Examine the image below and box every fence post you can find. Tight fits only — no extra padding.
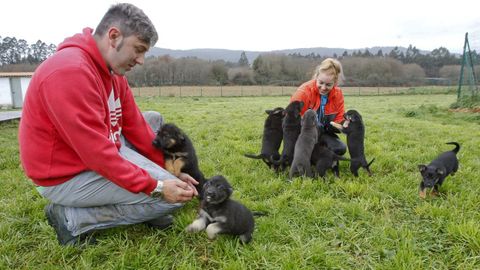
[377,87,380,95]
[179,86,182,97]
[358,87,360,96]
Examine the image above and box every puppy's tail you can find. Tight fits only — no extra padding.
[252,211,268,217]
[334,153,350,161]
[446,142,460,153]
[367,158,375,168]
[244,153,264,159]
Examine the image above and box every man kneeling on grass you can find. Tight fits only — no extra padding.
[18,3,198,246]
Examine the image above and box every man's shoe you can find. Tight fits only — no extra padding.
[44,203,95,246]
[144,215,174,230]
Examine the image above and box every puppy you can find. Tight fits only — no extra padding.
[272,101,303,171]
[244,107,284,171]
[418,142,460,198]
[311,140,349,178]
[330,110,374,177]
[289,109,318,179]
[185,175,255,244]
[152,123,205,194]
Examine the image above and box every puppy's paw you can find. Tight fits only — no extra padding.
[185,219,206,232]
[206,223,223,240]
[419,190,426,199]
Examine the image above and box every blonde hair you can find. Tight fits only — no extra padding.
[312,58,344,85]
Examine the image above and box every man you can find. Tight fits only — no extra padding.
[18,3,198,246]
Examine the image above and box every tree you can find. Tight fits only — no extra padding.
[210,61,228,85]
[238,51,249,66]
[404,44,420,64]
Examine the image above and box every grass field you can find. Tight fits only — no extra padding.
[1,94,479,269]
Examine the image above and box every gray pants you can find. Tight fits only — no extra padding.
[38,111,182,236]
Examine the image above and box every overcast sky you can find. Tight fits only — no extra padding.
[2,0,480,53]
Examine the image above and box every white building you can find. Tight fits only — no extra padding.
[0,72,34,109]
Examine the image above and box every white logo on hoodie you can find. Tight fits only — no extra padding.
[108,89,122,142]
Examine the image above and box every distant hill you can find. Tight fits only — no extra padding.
[146,46,430,63]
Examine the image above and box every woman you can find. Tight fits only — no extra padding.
[290,58,347,155]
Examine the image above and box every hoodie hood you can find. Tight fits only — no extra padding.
[57,27,111,78]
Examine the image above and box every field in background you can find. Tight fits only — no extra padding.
[1,94,479,269]
[132,85,455,97]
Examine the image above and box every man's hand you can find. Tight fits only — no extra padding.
[178,173,199,197]
[161,179,196,203]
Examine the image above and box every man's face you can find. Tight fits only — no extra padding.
[316,72,336,96]
[109,34,149,75]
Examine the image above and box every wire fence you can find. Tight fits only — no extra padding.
[132,85,456,98]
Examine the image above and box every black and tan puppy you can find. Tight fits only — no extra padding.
[330,110,374,177]
[289,109,318,179]
[418,142,460,199]
[311,140,349,178]
[244,107,284,171]
[152,123,205,194]
[185,175,255,243]
[272,101,303,171]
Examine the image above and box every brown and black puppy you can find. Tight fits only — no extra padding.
[185,175,255,244]
[330,110,374,177]
[310,140,349,178]
[244,107,284,171]
[272,101,303,171]
[418,142,460,199]
[152,123,205,195]
[289,109,318,179]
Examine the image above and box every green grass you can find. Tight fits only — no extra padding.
[1,94,479,269]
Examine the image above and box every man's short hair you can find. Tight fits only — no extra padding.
[94,3,158,47]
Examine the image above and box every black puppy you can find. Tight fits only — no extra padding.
[330,110,374,177]
[272,101,303,171]
[244,107,284,171]
[311,140,349,178]
[185,175,255,243]
[289,109,318,179]
[418,142,460,198]
[152,123,205,195]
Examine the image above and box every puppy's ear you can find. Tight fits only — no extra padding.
[178,132,185,141]
[227,187,233,197]
[265,109,272,114]
[273,108,284,115]
[418,165,427,172]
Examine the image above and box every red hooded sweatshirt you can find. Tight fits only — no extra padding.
[290,79,345,123]
[19,28,164,195]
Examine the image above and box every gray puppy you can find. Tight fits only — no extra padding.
[185,175,255,243]
[418,142,460,198]
[289,109,318,179]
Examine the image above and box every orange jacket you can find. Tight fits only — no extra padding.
[290,79,345,123]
